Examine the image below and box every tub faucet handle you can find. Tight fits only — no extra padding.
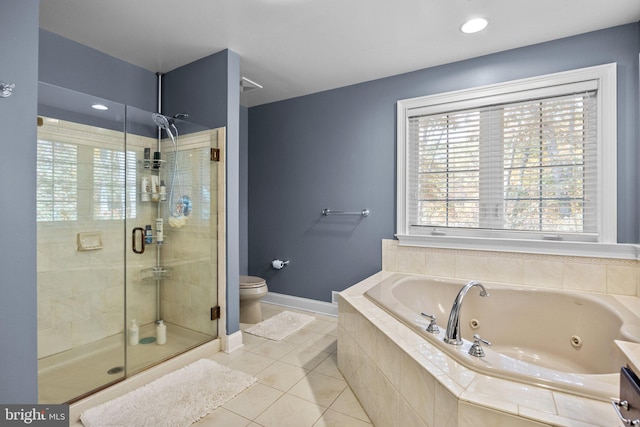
[420,312,440,334]
[469,334,492,357]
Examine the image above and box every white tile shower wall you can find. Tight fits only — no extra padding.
[37,122,220,359]
[157,130,219,337]
[382,239,639,297]
[37,122,147,359]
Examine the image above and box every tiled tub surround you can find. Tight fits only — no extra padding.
[381,240,640,297]
[364,273,640,401]
[337,240,640,426]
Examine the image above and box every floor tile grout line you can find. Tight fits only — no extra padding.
[208,304,371,426]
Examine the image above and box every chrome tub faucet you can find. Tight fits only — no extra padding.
[444,281,489,345]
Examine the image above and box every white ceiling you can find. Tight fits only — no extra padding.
[39,0,640,107]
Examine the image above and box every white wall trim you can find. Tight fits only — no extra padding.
[263,292,338,317]
[222,330,243,353]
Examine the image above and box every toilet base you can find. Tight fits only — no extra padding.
[240,301,263,324]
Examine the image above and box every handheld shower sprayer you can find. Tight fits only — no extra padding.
[152,112,192,222]
[152,113,175,140]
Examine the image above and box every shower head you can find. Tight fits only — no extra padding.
[152,113,174,139]
[152,112,172,129]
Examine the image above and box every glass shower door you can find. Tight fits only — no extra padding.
[37,82,127,403]
[36,84,220,404]
[124,107,219,376]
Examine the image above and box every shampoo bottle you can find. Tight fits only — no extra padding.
[156,320,166,345]
[151,175,160,202]
[156,218,164,244]
[144,225,153,244]
[143,148,151,168]
[128,320,139,346]
[159,180,167,201]
[140,177,150,202]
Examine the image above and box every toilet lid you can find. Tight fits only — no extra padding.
[240,275,266,289]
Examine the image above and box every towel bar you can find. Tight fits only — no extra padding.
[321,208,369,217]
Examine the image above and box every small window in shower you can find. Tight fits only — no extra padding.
[93,148,137,220]
[37,139,78,221]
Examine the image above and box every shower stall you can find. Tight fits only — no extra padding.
[36,82,224,404]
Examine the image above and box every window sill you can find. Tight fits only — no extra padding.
[395,234,639,260]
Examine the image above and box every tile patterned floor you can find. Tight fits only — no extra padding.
[198,304,372,427]
[76,303,372,427]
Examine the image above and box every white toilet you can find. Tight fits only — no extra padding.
[239,275,268,324]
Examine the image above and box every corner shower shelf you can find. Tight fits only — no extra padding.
[138,159,167,170]
[140,266,172,282]
[138,193,167,203]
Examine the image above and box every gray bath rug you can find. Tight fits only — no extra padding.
[80,358,256,427]
[245,311,315,341]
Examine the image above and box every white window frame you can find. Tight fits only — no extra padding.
[396,63,629,258]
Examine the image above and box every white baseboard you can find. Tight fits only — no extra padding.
[222,330,244,353]
[262,292,338,317]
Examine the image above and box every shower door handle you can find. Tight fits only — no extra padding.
[132,227,145,254]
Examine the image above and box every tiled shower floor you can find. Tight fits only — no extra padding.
[71,304,372,426]
[38,323,210,404]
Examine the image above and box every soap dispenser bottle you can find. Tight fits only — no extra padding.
[128,320,139,346]
[156,320,166,345]
[159,180,167,201]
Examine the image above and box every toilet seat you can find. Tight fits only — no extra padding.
[240,275,266,289]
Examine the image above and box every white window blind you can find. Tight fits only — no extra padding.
[407,91,598,238]
[37,140,78,221]
[398,64,618,254]
[93,148,137,220]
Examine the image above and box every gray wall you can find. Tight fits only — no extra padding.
[39,31,157,111]
[248,23,640,302]
[0,0,39,403]
[163,50,242,335]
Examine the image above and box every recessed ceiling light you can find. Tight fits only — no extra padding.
[91,103,109,111]
[461,18,488,34]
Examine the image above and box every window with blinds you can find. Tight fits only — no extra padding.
[93,148,137,220]
[37,139,136,222]
[397,64,617,246]
[37,140,78,221]
[408,92,597,235]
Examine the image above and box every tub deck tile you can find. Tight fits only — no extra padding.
[338,271,628,427]
[553,392,620,426]
[464,374,556,415]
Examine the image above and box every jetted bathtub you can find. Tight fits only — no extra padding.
[364,273,640,401]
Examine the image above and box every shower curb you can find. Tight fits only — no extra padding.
[69,339,220,425]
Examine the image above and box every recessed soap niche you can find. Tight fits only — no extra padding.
[77,231,103,251]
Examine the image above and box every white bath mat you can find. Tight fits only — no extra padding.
[245,311,315,341]
[80,359,256,427]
